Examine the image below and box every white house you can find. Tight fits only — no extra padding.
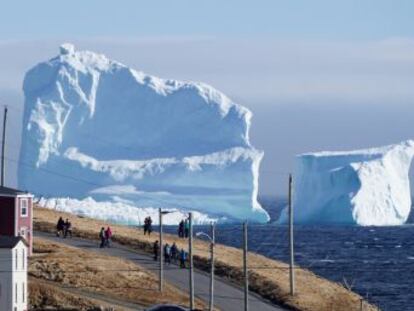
[0,236,28,311]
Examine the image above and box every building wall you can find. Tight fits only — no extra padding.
[12,242,28,311]
[0,248,13,311]
[0,196,15,236]
[0,242,28,311]
[16,196,33,255]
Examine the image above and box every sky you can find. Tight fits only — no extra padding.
[1,1,414,195]
[1,1,414,40]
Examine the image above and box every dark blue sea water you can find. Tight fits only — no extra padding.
[166,197,414,311]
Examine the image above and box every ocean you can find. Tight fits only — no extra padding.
[167,197,414,311]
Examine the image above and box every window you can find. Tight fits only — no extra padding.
[20,198,28,217]
[15,249,18,270]
[22,282,25,303]
[15,283,17,303]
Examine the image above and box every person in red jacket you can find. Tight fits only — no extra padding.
[105,226,112,247]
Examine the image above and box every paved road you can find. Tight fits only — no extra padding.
[35,231,286,311]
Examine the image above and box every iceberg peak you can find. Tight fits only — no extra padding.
[60,43,75,55]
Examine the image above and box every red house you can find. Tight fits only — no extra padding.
[0,186,33,255]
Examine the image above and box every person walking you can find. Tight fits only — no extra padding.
[99,227,106,248]
[64,218,72,238]
[178,220,184,238]
[147,216,153,236]
[105,226,112,247]
[179,248,187,268]
[56,217,65,237]
[144,217,149,235]
[164,243,171,265]
[153,240,160,261]
[171,242,178,263]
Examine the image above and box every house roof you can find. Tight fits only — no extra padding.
[0,186,29,197]
[0,236,28,249]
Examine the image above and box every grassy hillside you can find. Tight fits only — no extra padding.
[33,206,378,311]
[29,237,207,310]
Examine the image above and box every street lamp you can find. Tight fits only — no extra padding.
[196,223,215,311]
[159,208,174,292]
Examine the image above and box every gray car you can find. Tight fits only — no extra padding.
[146,304,188,311]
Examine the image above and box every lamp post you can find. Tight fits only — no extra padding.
[189,213,194,310]
[288,174,295,296]
[243,222,248,311]
[196,223,215,311]
[159,208,173,292]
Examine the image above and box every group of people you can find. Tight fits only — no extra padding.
[56,213,191,269]
[99,226,113,248]
[56,217,72,238]
[143,216,153,236]
[153,240,188,268]
[144,216,189,239]
[56,216,112,248]
[178,219,190,238]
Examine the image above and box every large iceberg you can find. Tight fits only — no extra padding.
[279,140,414,226]
[19,43,269,223]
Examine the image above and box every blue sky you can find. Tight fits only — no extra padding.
[1,1,414,195]
[1,0,414,40]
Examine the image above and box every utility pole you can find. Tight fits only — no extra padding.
[243,222,249,311]
[159,208,163,292]
[189,212,194,310]
[288,174,295,296]
[209,223,215,311]
[1,106,7,187]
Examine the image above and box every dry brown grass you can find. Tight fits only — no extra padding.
[29,279,108,310]
[34,206,378,311]
[30,237,207,310]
